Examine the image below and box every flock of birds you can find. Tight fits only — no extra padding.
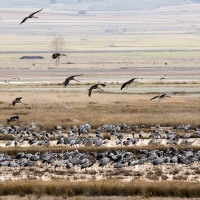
[0,121,199,170]
[12,8,174,100]
[0,146,199,170]
[0,122,199,148]
[4,74,170,98]
[3,75,171,106]
[62,75,174,100]
[52,75,171,99]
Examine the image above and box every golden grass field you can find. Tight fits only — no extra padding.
[0,90,200,129]
[0,180,199,198]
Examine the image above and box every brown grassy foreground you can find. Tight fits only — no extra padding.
[0,179,200,198]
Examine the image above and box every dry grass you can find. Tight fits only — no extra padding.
[0,134,13,140]
[103,133,111,140]
[0,196,199,200]
[0,179,199,197]
[0,91,200,130]
[173,175,188,181]
[194,168,200,174]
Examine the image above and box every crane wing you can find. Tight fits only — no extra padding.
[15,97,22,101]
[88,88,93,97]
[52,53,60,59]
[69,74,83,79]
[121,81,128,90]
[98,83,106,87]
[20,17,28,24]
[183,133,191,139]
[64,78,70,86]
[29,8,43,17]
[130,78,137,82]
[10,115,20,120]
[74,74,83,77]
[150,95,159,101]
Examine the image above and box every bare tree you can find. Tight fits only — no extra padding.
[50,36,66,65]
[51,36,66,53]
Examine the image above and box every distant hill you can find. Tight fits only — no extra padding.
[0,0,200,11]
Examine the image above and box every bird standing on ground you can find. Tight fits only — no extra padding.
[20,8,43,24]
[63,74,83,86]
[88,82,106,97]
[4,80,11,85]
[160,75,166,81]
[150,93,171,101]
[9,97,27,106]
[52,53,67,65]
[13,77,20,80]
[121,78,142,90]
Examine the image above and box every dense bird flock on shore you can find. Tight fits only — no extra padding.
[0,120,199,173]
[1,122,200,148]
[0,146,199,170]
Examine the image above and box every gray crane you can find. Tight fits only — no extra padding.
[4,80,11,85]
[63,74,83,86]
[7,116,20,124]
[20,8,43,24]
[150,93,171,101]
[5,141,12,147]
[121,78,142,90]
[152,157,169,165]
[114,161,126,168]
[81,160,95,169]
[88,82,106,97]
[176,125,190,133]
[160,75,166,81]
[99,157,110,168]
[52,53,67,65]
[9,97,27,106]
[54,160,67,169]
